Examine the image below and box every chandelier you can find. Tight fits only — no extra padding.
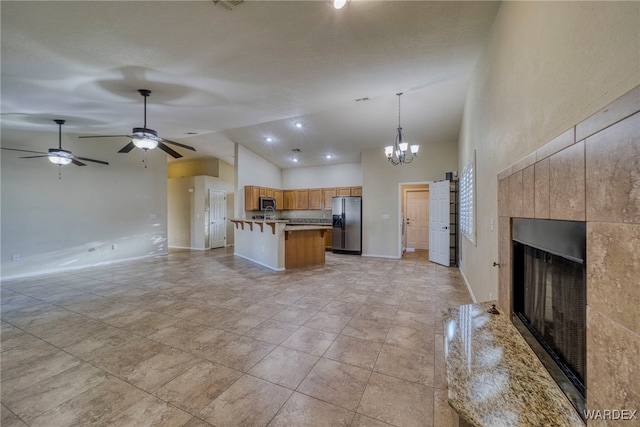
[384,92,419,165]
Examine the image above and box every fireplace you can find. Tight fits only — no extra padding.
[511,218,586,420]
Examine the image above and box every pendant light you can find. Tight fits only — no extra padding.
[384,93,419,165]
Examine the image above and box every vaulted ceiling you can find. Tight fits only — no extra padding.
[1,1,501,169]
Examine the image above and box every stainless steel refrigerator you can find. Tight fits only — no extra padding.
[332,196,362,254]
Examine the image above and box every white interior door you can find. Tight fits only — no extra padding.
[406,190,429,250]
[429,180,450,266]
[209,189,227,249]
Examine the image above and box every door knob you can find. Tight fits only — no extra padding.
[442,226,448,230]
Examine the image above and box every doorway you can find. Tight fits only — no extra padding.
[209,189,227,249]
[400,183,430,256]
[405,189,429,251]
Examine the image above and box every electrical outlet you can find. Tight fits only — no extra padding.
[112,244,118,250]
[149,214,157,220]
[12,254,20,262]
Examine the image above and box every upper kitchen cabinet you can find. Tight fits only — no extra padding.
[337,187,351,196]
[245,185,260,211]
[295,189,309,210]
[309,189,323,210]
[265,188,274,198]
[284,190,296,210]
[350,186,362,197]
[274,189,284,211]
[323,188,337,210]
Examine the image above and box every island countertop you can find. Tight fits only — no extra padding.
[284,224,331,231]
[443,301,584,427]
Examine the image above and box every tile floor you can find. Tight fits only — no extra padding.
[1,248,472,427]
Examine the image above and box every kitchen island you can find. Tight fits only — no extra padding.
[231,220,330,270]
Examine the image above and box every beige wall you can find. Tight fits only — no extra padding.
[281,163,362,189]
[235,143,282,220]
[1,128,168,279]
[361,141,457,258]
[459,1,640,302]
[168,160,235,249]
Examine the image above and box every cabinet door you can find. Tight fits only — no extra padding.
[350,186,362,197]
[323,188,337,210]
[324,229,332,249]
[284,190,296,210]
[274,190,284,211]
[266,188,274,198]
[259,187,267,197]
[296,189,309,210]
[309,189,323,210]
[337,187,351,196]
[244,186,259,211]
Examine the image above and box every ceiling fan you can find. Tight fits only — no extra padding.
[1,119,109,167]
[79,89,196,159]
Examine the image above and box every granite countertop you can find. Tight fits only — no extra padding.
[284,225,331,231]
[443,301,584,427]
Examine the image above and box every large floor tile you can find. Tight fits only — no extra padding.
[281,326,337,356]
[199,375,292,427]
[324,335,383,370]
[248,346,319,389]
[269,392,354,427]
[374,344,435,386]
[155,361,243,413]
[297,358,370,411]
[358,372,434,427]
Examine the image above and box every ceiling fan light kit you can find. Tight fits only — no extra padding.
[79,89,196,160]
[385,92,419,166]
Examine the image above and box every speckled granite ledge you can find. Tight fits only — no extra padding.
[443,301,584,427]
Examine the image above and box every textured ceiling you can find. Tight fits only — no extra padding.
[1,1,501,169]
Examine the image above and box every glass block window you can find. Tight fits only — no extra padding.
[460,150,475,244]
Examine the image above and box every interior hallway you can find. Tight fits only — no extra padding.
[1,249,472,426]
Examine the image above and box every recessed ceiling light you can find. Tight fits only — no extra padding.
[292,158,298,162]
[265,137,273,143]
[334,0,347,9]
[325,154,333,159]
[295,122,303,128]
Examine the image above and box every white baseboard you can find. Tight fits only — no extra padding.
[233,253,285,271]
[168,246,207,251]
[458,265,478,303]
[0,252,169,281]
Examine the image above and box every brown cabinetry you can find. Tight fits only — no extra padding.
[337,187,351,196]
[323,188,337,210]
[274,189,284,211]
[309,189,323,210]
[324,229,332,250]
[244,185,260,211]
[295,189,309,210]
[246,185,361,211]
[284,190,296,210]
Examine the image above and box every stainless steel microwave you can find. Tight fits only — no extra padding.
[259,197,276,210]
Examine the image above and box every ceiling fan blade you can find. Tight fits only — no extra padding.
[157,142,183,159]
[75,156,109,165]
[19,155,50,159]
[78,134,129,139]
[2,147,47,155]
[118,141,136,153]
[71,159,87,166]
[160,138,196,152]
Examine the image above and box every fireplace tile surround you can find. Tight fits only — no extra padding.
[497,85,639,422]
